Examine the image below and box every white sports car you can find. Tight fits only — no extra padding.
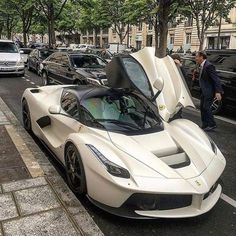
[22,47,226,218]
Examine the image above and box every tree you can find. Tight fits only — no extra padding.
[78,0,110,47]
[124,0,186,57]
[56,1,80,44]
[99,0,131,44]
[183,0,236,51]
[36,0,68,47]
[0,0,19,39]
[29,13,48,43]
[5,0,35,46]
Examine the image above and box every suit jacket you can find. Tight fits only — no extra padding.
[200,60,223,97]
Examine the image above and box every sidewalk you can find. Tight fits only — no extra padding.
[0,98,103,236]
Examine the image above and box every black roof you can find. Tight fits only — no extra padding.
[63,85,128,102]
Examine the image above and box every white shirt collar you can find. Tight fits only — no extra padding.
[201,59,206,68]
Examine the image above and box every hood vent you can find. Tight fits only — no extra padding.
[159,152,190,169]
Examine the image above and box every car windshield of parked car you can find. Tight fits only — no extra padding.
[0,42,18,53]
[70,55,106,68]
[80,93,161,133]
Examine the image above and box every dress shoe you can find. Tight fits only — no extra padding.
[203,125,217,131]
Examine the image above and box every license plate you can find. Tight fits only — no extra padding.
[0,67,15,71]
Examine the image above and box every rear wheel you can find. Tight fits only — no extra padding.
[65,143,87,195]
[22,99,32,133]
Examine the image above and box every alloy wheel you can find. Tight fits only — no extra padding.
[65,144,86,195]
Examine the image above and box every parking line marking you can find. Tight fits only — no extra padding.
[221,193,236,208]
[185,107,236,125]
[214,115,236,125]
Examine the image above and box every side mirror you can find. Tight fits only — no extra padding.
[153,79,164,91]
[151,79,164,102]
[48,105,61,114]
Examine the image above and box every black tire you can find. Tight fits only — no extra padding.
[211,97,223,115]
[22,99,32,133]
[41,71,48,86]
[65,143,87,195]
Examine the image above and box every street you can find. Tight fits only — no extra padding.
[0,70,235,236]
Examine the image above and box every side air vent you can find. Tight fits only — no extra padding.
[30,89,40,93]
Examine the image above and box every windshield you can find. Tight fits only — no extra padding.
[80,93,161,133]
[0,42,18,53]
[71,55,106,68]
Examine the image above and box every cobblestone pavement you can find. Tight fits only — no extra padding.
[0,98,104,236]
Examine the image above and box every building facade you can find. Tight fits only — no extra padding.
[80,7,236,52]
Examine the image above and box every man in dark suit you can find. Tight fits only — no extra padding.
[195,51,223,131]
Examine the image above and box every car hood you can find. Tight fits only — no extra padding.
[107,121,215,180]
[0,53,21,61]
[76,68,106,79]
[106,47,195,121]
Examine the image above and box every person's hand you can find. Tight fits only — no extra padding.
[215,93,222,101]
[192,69,196,80]
[174,59,182,66]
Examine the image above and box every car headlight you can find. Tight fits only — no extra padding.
[86,144,130,178]
[207,135,217,155]
[16,60,24,66]
[86,77,101,85]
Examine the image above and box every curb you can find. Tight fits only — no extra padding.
[0,97,104,236]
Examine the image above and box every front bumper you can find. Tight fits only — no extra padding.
[88,182,222,219]
[0,66,25,75]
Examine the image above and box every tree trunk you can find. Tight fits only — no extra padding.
[48,3,56,48]
[22,19,27,47]
[50,18,56,48]
[127,23,130,47]
[6,18,11,39]
[156,0,170,58]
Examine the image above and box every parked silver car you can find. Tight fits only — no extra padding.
[0,40,25,76]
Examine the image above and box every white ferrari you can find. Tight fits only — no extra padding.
[22,47,226,218]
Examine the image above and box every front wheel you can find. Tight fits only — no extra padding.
[22,99,32,133]
[65,144,87,195]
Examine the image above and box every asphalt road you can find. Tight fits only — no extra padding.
[0,70,235,236]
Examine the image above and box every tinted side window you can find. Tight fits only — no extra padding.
[61,92,79,118]
[49,53,61,63]
[122,57,153,98]
[61,54,69,65]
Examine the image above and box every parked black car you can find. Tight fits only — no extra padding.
[41,52,108,86]
[181,50,236,114]
[27,48,55,75]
